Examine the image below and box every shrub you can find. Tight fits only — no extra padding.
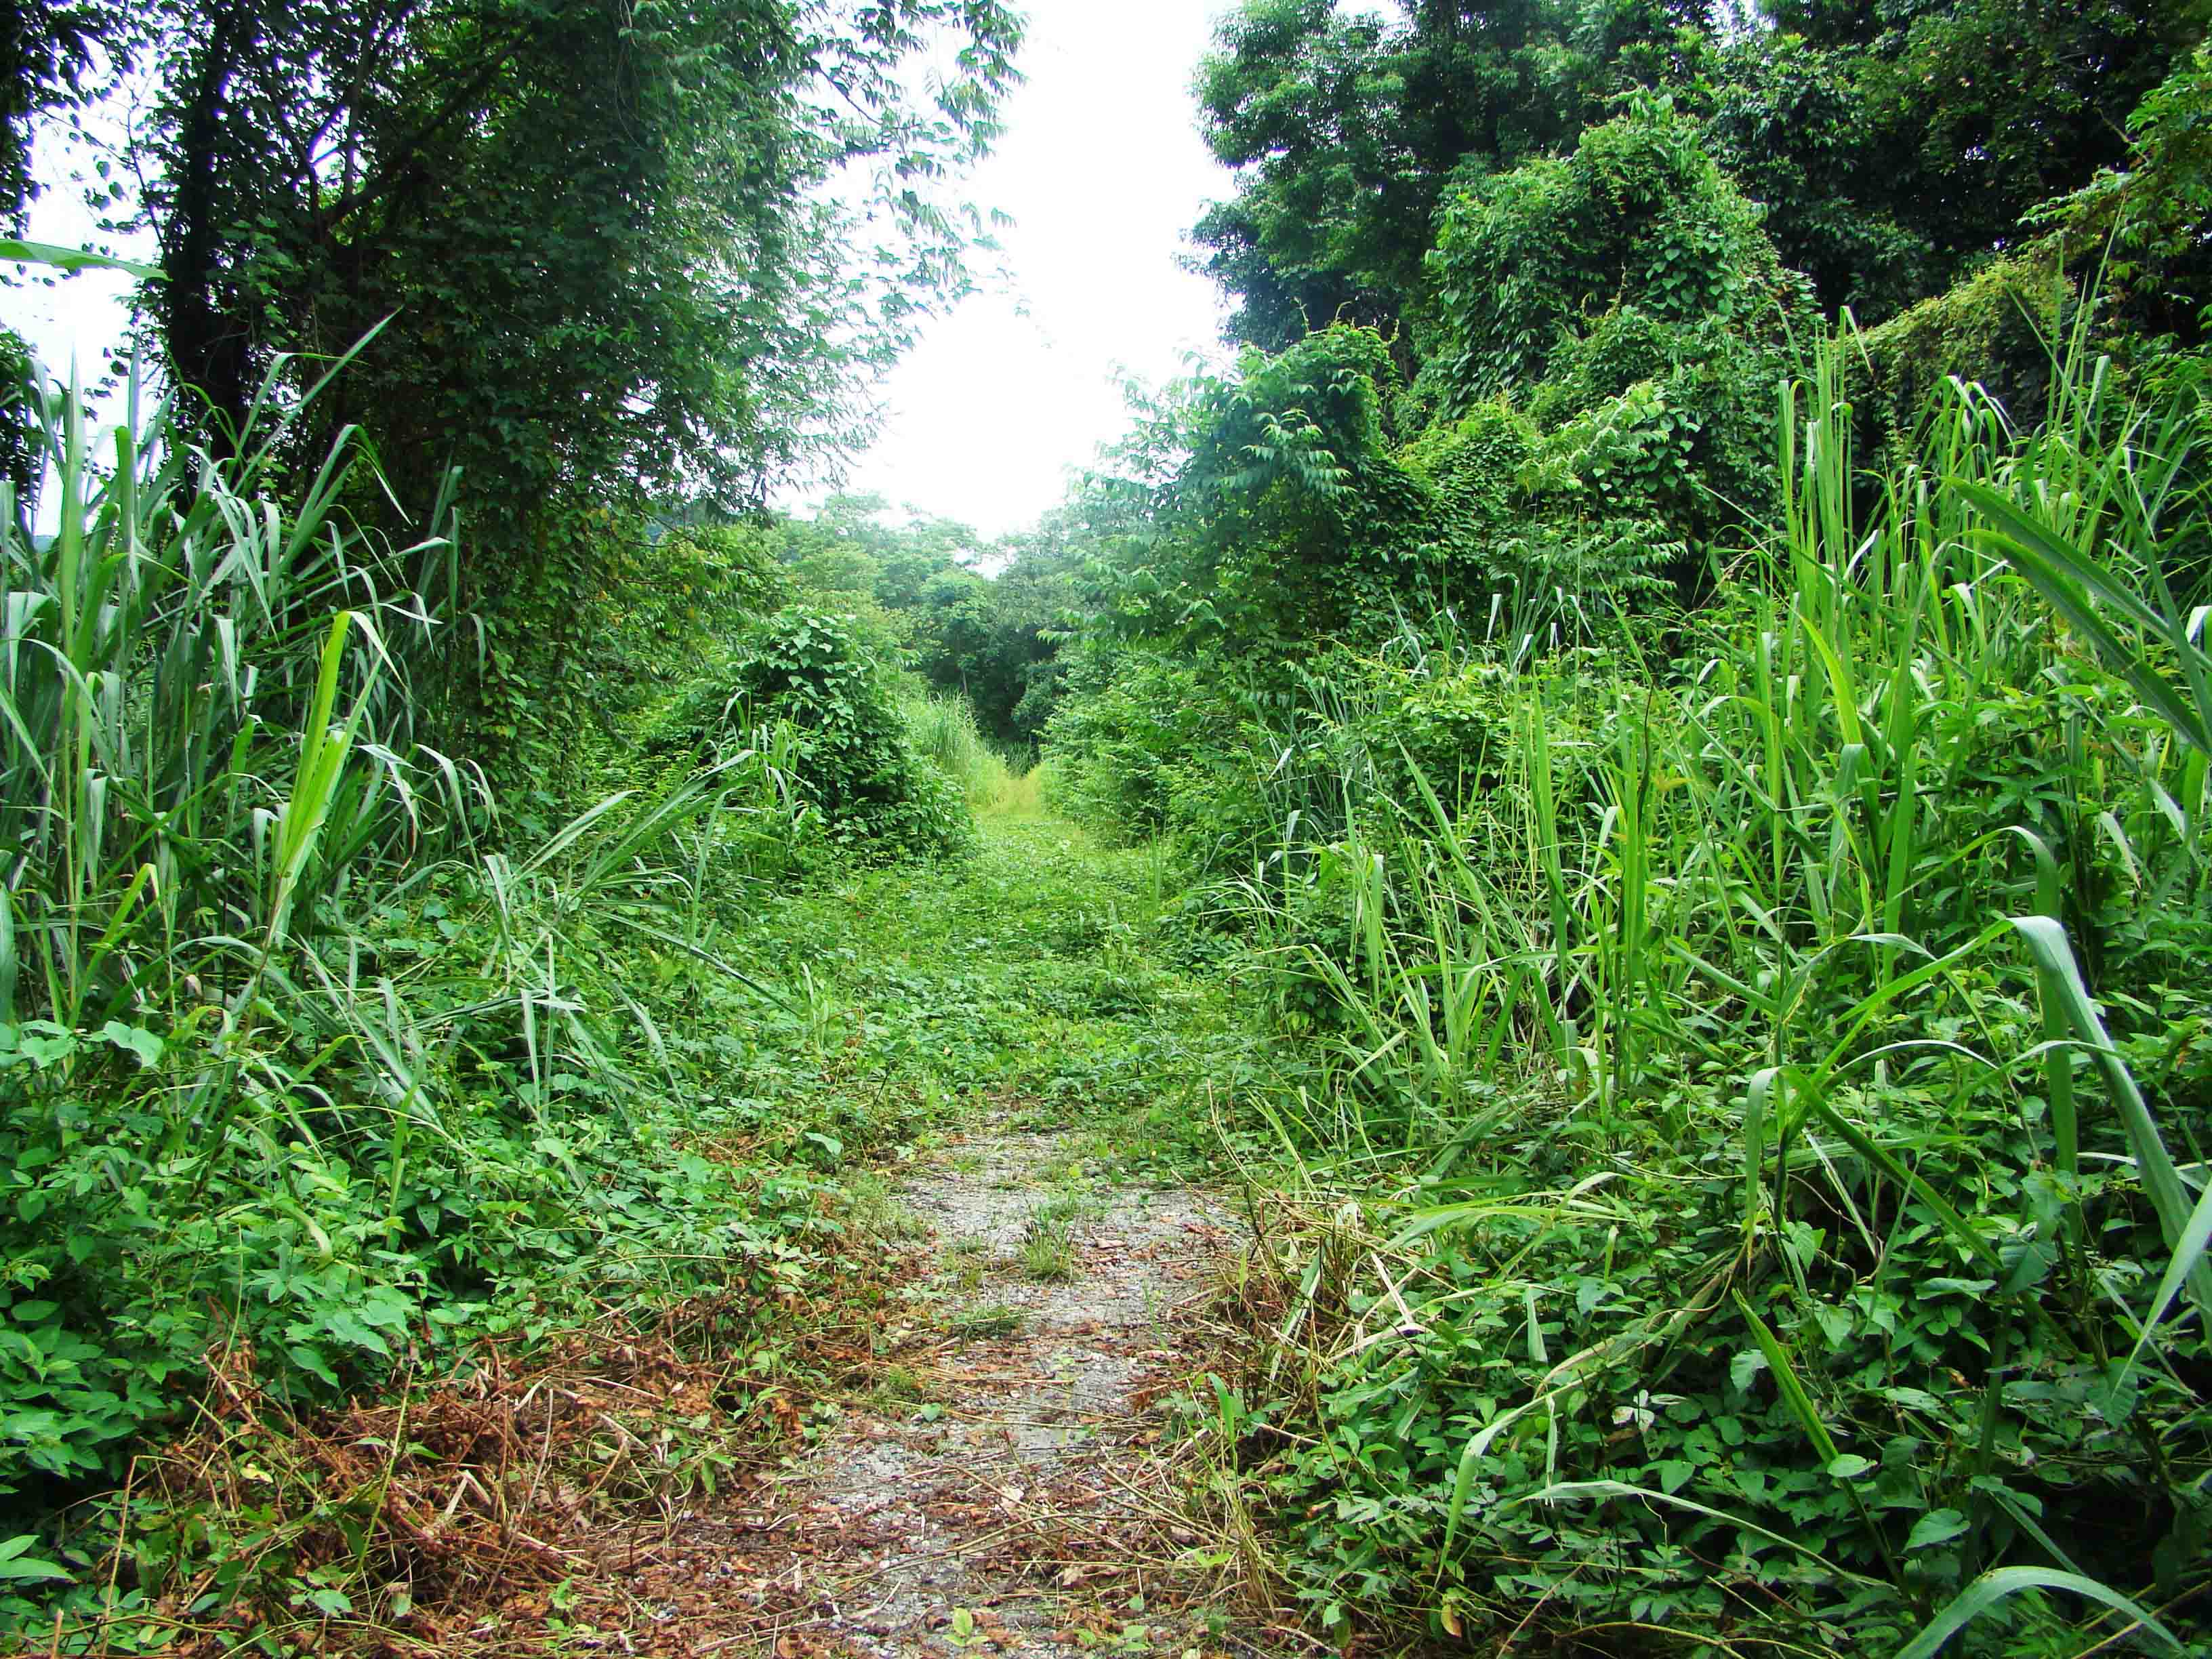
[1038,650,1267,862]
[1411,102,1807,607]
[1858,247,2072,441]
[649,607,975,863]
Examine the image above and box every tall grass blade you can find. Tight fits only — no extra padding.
[1896,1567,2184,1659]
[2009,915,2211,1316]
[1956,480,2212,757]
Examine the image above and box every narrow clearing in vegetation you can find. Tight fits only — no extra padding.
[611,1127,1246,1657]
[466,817,1281,1658]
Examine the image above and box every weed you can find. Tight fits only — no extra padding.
[842,1172,930,1244]
[944,1236,992,1291]
[948,1305,1025,1343]
[1029,1190,1099,1228]
[903,693,1032,815]
[872,1366,928,1404]
[1143,327,2212,1652]
[943,1605,989,1652]
[1019,1206,1082,1282]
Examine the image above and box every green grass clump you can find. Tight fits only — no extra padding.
[872,1365,928,1404]
[901,690,1059,818]
[1017,1206,1082,1282]
[841,1172,930,1244]
[987,764,1048,818]
[944,1235,991,1290]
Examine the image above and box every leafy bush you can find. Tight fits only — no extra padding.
[1700,30,1942,322]
[1395,409,1659,628]
[1858,247,2074,441]
[1088,325,1440,658]
[1397,100,1809,609]
[1036,647,1298,870]
[649,606,975,863]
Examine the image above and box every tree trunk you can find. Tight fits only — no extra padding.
[159,1,257,451]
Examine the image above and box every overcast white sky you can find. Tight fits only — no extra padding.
[7,0,1241,538]
[819,0,1237,537]
[9,85,145,390]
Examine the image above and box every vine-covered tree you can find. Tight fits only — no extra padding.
[1192,0,2210,350]
[1187,0,1711,354]
[131,0,1020,762]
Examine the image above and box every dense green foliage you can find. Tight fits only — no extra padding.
[0,7,1036,1614]
[0,354,1067,1647]
[1158,346,2212,1650]
[1028,4,2212,1652]
[8,0,2212,1652]
[1193,0,2211,352]
[1188,0,1707,352]
[647,605,975,863]
[746,494,1079,745]
[0,368,843,1629]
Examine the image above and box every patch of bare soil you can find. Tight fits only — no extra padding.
[562,1130,1290,1659]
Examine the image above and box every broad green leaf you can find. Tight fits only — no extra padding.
[0,1535,71,1583]
[1955,478,2212,755]
[0,239,160,279]
[1905,1509,1968,1552]
[98,1021,164,1068]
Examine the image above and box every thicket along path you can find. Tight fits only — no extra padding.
[562,817,1287,1658]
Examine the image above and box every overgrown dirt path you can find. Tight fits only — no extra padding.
[607,1124,1258,1656]
[126,819,1300,1659]
[553,818,1288,1658]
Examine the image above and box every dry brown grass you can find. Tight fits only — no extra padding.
[84,1230,929,1658]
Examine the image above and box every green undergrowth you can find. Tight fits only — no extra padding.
[722,815,1263,1180]
[3,794,1252,1649]
[1116,333,2212,1655]
[0,369,918,1649]
[0,361,1238,1651]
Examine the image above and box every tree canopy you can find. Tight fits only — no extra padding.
[117,0,1021,771]
[1191,0,2212,351]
